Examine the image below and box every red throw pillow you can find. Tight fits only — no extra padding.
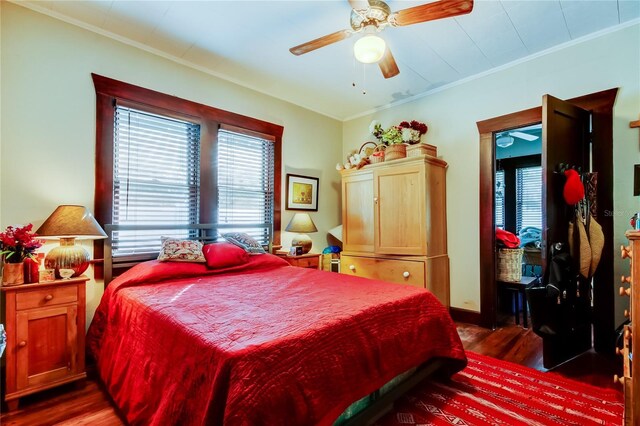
[202,242,249,269]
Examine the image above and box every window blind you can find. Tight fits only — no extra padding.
[217,128,274,246]
[112,106,201,256]
[495,170,505,229]
[516,166,542,232]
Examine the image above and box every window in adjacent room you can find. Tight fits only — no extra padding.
[516,166,542,231]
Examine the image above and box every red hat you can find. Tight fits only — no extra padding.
[563,169,584,205]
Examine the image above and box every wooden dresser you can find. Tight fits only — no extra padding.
[620,231,639,425]
[2,276,88,410]
[340,155,449,306]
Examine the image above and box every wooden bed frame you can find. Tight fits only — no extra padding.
[100,223,454,425]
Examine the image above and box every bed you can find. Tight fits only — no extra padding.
[87,225,466,425]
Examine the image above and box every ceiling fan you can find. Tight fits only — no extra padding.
[496,131,539,148]
[289,0,474,79]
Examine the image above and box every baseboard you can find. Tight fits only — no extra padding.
[449,307,482,326]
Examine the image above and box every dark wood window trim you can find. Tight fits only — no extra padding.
[92,74,283,276]
[476,88,617,353]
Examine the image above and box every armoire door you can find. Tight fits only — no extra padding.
[374,164,427,255]
[342,172,374,252]
[540,94,591,369]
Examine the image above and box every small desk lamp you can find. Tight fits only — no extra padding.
[36,205,107,278]
[285,213,317,254]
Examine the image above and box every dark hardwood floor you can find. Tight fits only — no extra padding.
[0,320,620,425]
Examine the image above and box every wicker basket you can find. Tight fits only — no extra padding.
[497,248,523,282]
[407,143,437,158]
[358,141,377,158]
[523,247,542,266]
[384,144,407,161]
[369,145,385,164]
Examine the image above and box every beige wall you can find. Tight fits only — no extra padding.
[343,23,640,324]
[0,3,342,325]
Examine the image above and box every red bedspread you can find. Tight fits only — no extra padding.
[87,255,466,425]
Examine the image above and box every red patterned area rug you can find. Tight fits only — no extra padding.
[376,351,623,426]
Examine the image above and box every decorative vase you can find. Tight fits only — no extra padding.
[23,258,40,284]
[384,144,407,161]
[2,262,25,286]
[407,143,438,158]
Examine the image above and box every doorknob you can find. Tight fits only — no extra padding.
[18,341,26,348]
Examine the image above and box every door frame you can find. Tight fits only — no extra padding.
[476,89,617,354]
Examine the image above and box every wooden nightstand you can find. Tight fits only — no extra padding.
[275,252,321,269]
[1,275,88,410]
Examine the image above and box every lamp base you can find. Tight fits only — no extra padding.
[291,234,312,254]
[44,238,90,279]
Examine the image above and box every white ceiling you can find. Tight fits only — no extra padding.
[18,0,640,120]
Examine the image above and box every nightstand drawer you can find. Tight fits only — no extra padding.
[16,285,78,310]
[341,255,426,288]
[292,257,318,268]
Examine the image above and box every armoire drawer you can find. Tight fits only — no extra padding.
[341,255,425,288]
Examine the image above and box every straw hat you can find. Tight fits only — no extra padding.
[568,214,591,279]
[589,216,604,276]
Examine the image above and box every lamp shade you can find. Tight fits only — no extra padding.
[328,225,343,243]
[285,213,318,234]
[36,205,107,239]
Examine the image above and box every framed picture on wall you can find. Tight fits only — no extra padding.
[286,174,319,211]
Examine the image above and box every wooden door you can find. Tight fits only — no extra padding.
[342,172,374,253]
[540,94,591,368]
[16,305,78,390]
[374,164,427,255]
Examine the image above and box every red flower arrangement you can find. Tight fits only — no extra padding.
[0,224,43,264]
[398,120,429,145]
[399,120,428,135]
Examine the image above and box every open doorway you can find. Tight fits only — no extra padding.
[477,89,617,369]
[494,124,542,327]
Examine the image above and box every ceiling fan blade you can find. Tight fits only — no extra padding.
[378,47,400,79]
[510,131,539,141]
[349,0,369,10]
[392,0,474,27]
[290,30,352,56]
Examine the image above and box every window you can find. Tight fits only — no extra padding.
[516,166,542,231]
[111,106,201,256]
[495,170,505,229]
[217,127,274,246]
[93,74,283,264]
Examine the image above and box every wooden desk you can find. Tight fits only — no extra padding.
[497,276,538,328]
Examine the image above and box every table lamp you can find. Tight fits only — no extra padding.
[36,205,107,278]
[285,213,317,254]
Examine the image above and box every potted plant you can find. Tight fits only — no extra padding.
[370,120,407,161]
[0,224,42,286]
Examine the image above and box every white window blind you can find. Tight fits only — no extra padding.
[516,166,542,232]
[112,105,201,256]
[217,128,274,246]
[495,170,505,229]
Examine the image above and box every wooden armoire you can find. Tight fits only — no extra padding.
[340,155,450,306]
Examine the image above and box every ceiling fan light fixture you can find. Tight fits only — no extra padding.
[354,34,386,63]
[496,135,514,148]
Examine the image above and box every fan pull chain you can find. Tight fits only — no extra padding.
[352,55,357,88]
[362,63,367,95]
